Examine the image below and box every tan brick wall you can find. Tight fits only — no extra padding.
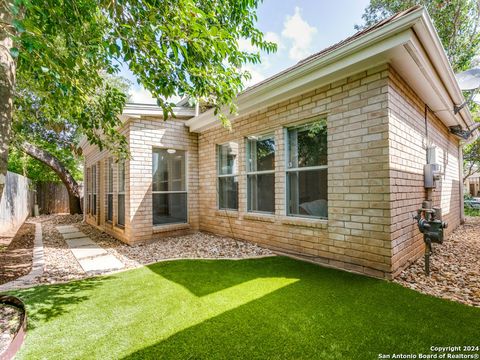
[387,68,461,276]
[82,64,462,279]
[128,117,199,244]
[198,64,393,278]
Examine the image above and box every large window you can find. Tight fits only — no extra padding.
[92,164,97,216]
[152,148,187,225]
[117,160,125,227]
[286,121,328,219]
[106,157,113,222]
[217,143,238,210]
[246,134,275,213]
[86,167,91,214]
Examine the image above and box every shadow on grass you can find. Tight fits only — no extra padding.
[8,276,111,330]
[125,257,480,360]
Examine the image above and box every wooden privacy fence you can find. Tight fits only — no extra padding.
[36,182,71,214]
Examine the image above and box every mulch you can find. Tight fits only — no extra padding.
[0,222,35,285]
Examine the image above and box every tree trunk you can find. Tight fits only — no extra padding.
[21,141,83,214]
[0,5,16,203]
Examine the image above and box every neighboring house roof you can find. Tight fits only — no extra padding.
[187,6,473,133]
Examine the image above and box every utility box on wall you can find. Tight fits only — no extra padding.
[424,146,442,189]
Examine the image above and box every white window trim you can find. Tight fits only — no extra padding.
[285,122,328,220]
[152,147,188,226]
[217,143,239,211]
[246,134,275,214]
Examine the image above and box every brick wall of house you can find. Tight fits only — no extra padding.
[387,68,461,276]
[198,64,394,278]
[128,117,199,244]
[84,123,131,243]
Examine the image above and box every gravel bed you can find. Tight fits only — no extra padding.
[75,223,273,269]
[394,216,480,307]
[30,215,272,285]
[34,214,85,284]
[0,304,22,354]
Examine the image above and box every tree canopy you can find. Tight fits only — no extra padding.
[0,0,275,204]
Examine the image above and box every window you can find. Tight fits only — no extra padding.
[286,120,328,219]
[86,167,91,214]
[117,160,125,227]
[217,143,238,210]
[152,148,187,225]
[92,164,97,216]
[106,158,113,222]
[246,134,275,213]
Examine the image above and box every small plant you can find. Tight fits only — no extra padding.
[465,207,480,216]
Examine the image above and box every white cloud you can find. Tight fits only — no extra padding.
[264,31,284,50]
[129,87,181,105]
[243,65,266,88]
[129,87,157,104]
[281,7,317,61]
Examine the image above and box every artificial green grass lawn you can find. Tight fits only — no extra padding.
[9,256,480,360]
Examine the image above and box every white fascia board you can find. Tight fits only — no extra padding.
[123,104,196,118]
[186,8,425,132]
[412,12,473,128]
[188,31,411,132]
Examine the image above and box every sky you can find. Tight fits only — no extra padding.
[124,0,371,104]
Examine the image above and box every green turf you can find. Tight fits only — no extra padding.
[8,257,480,359]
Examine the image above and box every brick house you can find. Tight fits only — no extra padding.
[80,6,475,279]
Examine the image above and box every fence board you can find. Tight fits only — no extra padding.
[36,182,70,214]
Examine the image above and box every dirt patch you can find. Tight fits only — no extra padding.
[395,216,480,307]
[0,223,35,285]
[0,304,22,354]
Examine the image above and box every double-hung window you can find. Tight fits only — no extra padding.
[117,160,125,227]
[286,120,328,219]
[246,134,275,213]
[106,157,113,222]
[92,164,97,216]
[217,143,238,210]
[152,148,187,225]
[86,167,91,215]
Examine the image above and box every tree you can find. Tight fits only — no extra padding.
[357,0,480,181]
[0,0,276,205]
[356,0,480,72]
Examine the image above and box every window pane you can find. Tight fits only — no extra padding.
[92,194,97,215]
[107,194,113,222]
[108,158,113,192]
[288,123,327,168]
[288,169,328,218]
[218,143,238,175]
[247,173,275,213]
[118,160,125,192]
[247,135,275,172]
[153,193,187,225]
[152,149,186,192]
[218,176,238,210]
[118,194,125,226]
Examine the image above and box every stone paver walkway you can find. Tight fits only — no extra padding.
[0,221,44,292]
[56,225,124,274]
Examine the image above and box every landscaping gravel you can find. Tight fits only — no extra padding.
[394,216,480,307]
[33,214,272,285]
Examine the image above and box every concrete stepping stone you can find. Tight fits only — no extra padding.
[57,225,124,274]
[78,254,124,273]
[70,246,108,260]
[65,237,96,248]
[56,226,79,234]
[62,231,88,239]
